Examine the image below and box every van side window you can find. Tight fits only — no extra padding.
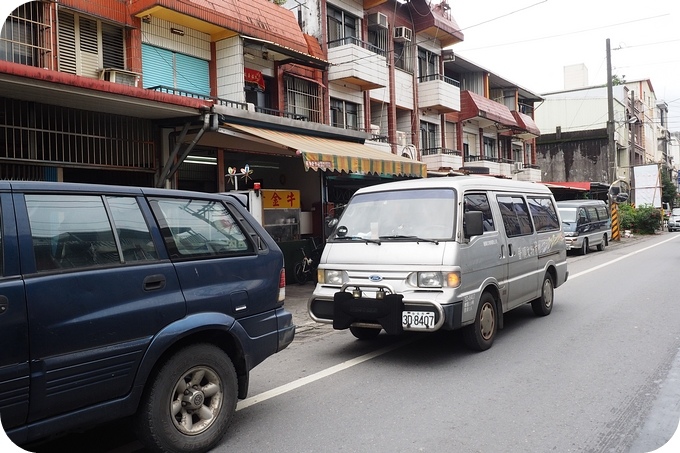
[586,207,598,222]
[26,194,121,271]
[527,196,560,232]
[151,198,254,258]
[497,195,533,237]
[464,193,495,231]
[596,206,609,221]
[107,197,159,262]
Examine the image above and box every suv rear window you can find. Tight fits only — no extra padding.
[151,198,253,258]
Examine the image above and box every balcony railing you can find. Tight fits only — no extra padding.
[422,147,461,156]
[147,85,312,122]
[327,36,387,57]
[417,74,460,87]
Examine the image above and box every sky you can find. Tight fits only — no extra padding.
[449,0,680,130]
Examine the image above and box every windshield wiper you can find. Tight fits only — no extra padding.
[379,235,439,245]
[334,236,382,245]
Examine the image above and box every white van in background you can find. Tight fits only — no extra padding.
[308,176,568,351]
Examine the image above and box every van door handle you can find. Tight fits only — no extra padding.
[508,244,513,256]
[0,295,7,314]
[499,245,505,259]
[143,274,166,291]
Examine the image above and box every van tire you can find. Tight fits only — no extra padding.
[350,326,381,340]
[531,273,554,316]
[580,238,588,255]
[597,236,606,251]
[135,344,238,453]
[462,292,496,351]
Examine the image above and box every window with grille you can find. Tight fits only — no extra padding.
[330,98,359,130]
[327,5,358,47]
[483,136,496,158]
[284,76,321,123]
[0,2,51,68]
[394,40,413,73]
[58,10,125,78]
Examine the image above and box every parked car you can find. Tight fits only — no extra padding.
[557,200,611,254]
[668,207,680,232]
[309,176,568,351]
[0,181,294,453]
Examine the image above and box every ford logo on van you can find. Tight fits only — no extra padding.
[369,275,383,282]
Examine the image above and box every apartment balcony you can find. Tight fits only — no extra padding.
[417,74,460,113]
[327,37,388,90]
[460,157,541,182]
[516,165,542,182]
[421,147,462,172]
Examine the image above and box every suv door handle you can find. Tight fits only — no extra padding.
[0,295,7,314]
[143,274,166,291]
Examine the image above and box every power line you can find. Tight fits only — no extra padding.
[457,1,548,32]
[458,14,670,52]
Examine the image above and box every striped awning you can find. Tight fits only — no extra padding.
[220,123,426,178]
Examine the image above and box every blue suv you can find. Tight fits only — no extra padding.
[0,181,294,452]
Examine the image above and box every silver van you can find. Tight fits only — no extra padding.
[557,200,611,254]
[308,177,568,351]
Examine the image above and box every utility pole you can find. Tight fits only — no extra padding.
[606,38,616,184]
[630,90,636,205]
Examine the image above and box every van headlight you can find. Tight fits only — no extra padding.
[407,271,460,288]
[319,269,344,285]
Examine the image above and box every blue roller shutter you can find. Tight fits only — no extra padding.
[175,53,210,96]
[142,44,210,96]
[142,44,174,89]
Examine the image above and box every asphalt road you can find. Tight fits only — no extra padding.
[18,232,680,453]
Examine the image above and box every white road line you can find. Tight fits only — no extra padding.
[568,235,678,281]
[236,337,416,411]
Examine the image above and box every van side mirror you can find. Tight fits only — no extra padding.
[464,211,484,238]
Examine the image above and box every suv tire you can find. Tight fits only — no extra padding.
[135,343,238,453]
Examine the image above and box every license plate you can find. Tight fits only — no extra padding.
[402,311,435,329]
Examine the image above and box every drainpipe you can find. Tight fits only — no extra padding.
[156,113,214,188]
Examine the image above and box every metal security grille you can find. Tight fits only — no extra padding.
[0,1,53,69]
[0,98,156,170]
[284,76,321,123]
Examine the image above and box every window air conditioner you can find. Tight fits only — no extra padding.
[393,26,412,43]
[100,68,140,87]
[397,131,407,146]
[370,124,381,135]
[514,161,524,172]
[367,12,388,30]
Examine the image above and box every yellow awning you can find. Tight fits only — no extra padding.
[220,123,426,178]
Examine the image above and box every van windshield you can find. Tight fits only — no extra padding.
[558,208,578,232]
[330,188,456,242]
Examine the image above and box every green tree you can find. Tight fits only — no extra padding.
[612,74,627,85]
[661,168,677,206]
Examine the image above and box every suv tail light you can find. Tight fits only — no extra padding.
[278,268,286,303]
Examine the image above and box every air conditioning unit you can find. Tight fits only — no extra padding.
[370,124,381,135]
[367,12,388,30]
[393,26,412,43]
[441,49,455,62]
[100,68,140,87]
[513,161,524,173]
[397,131,408,146]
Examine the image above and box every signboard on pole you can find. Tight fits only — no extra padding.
[633,164,661,207]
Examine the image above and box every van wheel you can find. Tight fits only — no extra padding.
[135,344,237,453]
[580,238,588,255]
[462,292,496,351]
[531,273,554,316]
[597,235,606,251]
[350,325,381,340]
